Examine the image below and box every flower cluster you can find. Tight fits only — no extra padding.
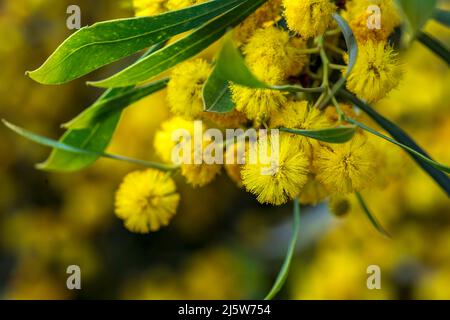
[118,0,405,233]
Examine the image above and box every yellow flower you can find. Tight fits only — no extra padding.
[230,85,287,121]
[270,100,332,158]
[242,135,309,205]
[328,194,351,217]
[343,0,401,43]
[181,162,221,188]
[166,0,204,11]
[243,26,308,81]
[234,0,282,44]
[283,0,336,39]
[154,117,195,163]
[315,135,375,194]
[346,41,402,103]
[167,59,212,119]
[132,0,167,17]
[115,169,180,233]
[202,109,248,129]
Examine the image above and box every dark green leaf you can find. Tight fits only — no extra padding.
[348,118,450,174]
[202,65,235,113]
[65,78,169,129]
[265,199,300,300]
[280,126,356,144]
[396,0,438,36]
[27,0,243,84]
[434,9,450,27]
[417,31,450,66]
[90,0,268,88]
[2,120,177,172]
[339,88,450,196]
[356,192,391,238]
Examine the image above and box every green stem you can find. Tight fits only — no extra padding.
[265,199,301,300]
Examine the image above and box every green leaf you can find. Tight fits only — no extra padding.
[319,13,358,109]
[64,78,169,129]
[214,34,268,89]
[333,13,358,80]
[27,0,243,84]
[265,199,300,300]
[434,9,450,27]
[356,192,391,238]
[396,0,438,36]
[417,31,450,66]
[279,126,356,144]
[339,88,450,196]
[2,120,177,172]
[202,65,235,113]
[213,35,325,93]
[33,44,164,171]
[348,118,450,174]
[90,0,268,88]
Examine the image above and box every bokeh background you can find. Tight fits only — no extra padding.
[0,0,449,299]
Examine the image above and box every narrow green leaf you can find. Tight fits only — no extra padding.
[319,13,358,109]
[32,44,164,171]
[333,13,358,80]
[356,192,391,238]
[90,0,268,88]
[417,31,450,66]
[396,0,438,36]
[339,88,450,196]
[214,35,325,93]
[265,199,300,300]
[2,120,177,172]
[348,118,450,174]
[280,126,356,144]
[202,65,235,113]
[27,0,243,84]
[434,9,450,27]
[65,78,169,129]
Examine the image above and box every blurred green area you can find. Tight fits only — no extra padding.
[0,0,449,300]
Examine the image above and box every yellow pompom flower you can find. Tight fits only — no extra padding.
[243,26,308,81]
[283,0,336,39]
[132,0,167,17]
[202,109,248,129]
[346,41,402,103]
[115,169,180,233]
[230,85,287,121]
[154,117,221,187]
[167,59,212,119]
[154,117,195,163]
[234,0,282,44]
[242,135,309,205]
[315,135,375,194]
[344,0,401,43]
[270,100,332,158]
[166,0,204,11]
[181,162,221,188]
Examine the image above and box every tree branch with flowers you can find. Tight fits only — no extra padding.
[3,0,450,299]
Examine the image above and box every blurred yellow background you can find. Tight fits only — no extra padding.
[0,0,449,299]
